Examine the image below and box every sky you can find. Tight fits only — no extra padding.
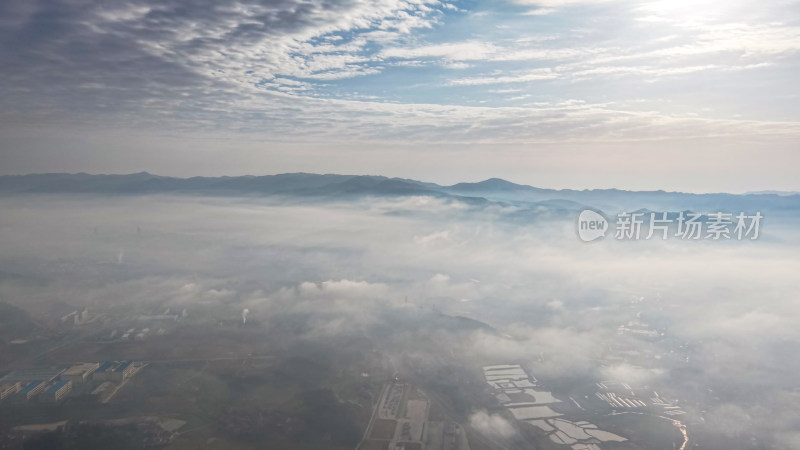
[1,0,799,191]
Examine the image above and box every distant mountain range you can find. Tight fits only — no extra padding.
[745,190,800,196]
[1,172,798,214]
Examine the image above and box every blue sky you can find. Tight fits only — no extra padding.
[1,0,799,191]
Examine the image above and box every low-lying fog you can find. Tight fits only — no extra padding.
[1,194,799,447]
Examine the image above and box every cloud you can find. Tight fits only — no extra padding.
[298,279,389,299]
[430,273,450,283]
[510,0,616,6]
[449,68,558,85]
[599,363,664,385]
[414,230,451,245]
[1,0,798,137]
[0,0,447,124]
[380,39,593,64]
[381,41,499,60]
[521,8,556,16]
[1,192,800,443]
[469,410,517,438]
[1,0,800,179]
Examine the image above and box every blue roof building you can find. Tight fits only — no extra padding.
[19,381,44,394]
[46,380,71,393]
[18,380,47,400]
[96,361,115,372]
[113,361,133,372]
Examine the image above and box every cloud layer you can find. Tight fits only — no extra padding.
[1,193,799,449]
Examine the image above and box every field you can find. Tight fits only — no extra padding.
[370,419,399,440]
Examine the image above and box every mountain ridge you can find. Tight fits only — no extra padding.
[2,171,792,196]
[0,173,798,214]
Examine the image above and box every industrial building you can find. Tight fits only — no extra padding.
[61,362,99,384]
[18,381,46,401]
[91,361,137,382]
[0,361,142,405]
[111,361,135,381]
[41,380,73,402]
[92,361,116,381]
[0,382,21,400]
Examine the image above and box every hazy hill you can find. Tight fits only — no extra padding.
[1,172,798,214]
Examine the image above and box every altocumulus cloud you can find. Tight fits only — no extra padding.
[2,0,800,150]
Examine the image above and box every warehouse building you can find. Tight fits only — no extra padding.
[62,362,99,384]
[18,381,46,401]
[0,382,21,400]
[111,361,135,381]
[42,380,72,402]
[92,361,116,381]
